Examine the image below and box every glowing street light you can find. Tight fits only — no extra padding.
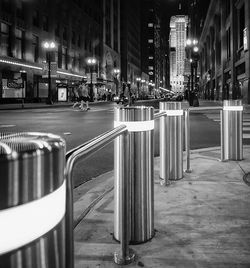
[86,57,97,102]
[193,46,199,53]
[42,41,56,105]
[113,68,120,95]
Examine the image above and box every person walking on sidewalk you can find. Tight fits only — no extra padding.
[79,83,90,111]
[72,88,81,108]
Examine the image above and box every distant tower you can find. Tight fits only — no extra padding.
[169,15,188,93]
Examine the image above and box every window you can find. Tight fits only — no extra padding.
[225,1,230,19]
[0,23,11,56]
[77,35,81,47]
[55,22,60,37]
[72,31,76,45]
[32,35,39,62]
[84,37,88,50]
[33,10,39,27]
[148,56,153,59]
[105,0,111,46]
[149,66,154,70]
[239,4,245,48]
[15,29,25,59]
[148,39,153,43]
[57,45,62,68]
[2,0,11,13]
[42,15,49,31]
[226,27,231,60]
[113,0,118,51]
[62,47,68,69]
[148,23,154,27]
[63,27,67,41]
[17,0,25,19]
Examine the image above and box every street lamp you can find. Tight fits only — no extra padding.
[136,77,141,98]
[186,38,199,106]
[42,41,56,104]
[113,68,120,96]
[86,57,97,102]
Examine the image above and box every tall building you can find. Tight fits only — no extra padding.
[198,0,250,103]
[101,0,121,94]
[0,0,102,103]
[169,15,188,93]
[120,0,141,94]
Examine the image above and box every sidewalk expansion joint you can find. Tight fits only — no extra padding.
[73,186,114,229]
[243,173,250,187]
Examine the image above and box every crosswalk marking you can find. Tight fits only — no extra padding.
[202,111,250,139]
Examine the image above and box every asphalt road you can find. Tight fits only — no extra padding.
[1,100,246,187]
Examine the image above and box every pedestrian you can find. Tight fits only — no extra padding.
[78,83,90,111]
[72,88,81,108]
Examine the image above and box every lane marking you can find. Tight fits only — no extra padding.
[0,124,16,128]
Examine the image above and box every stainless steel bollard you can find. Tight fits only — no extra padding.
[114,106,154,244]
[0,132,66,268]
[222,100,243,160]
[159,102,183,183]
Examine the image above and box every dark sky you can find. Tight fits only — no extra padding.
[160,0,190,35]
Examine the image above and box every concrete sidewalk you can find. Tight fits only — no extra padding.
[73,146,250,268]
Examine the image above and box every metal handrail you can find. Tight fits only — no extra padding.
[188,106,222,112]
[64,124,128,268]
[154,111,166,119]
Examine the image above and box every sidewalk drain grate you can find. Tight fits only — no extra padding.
[243,173,250,187]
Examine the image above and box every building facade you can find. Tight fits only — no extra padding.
[198,0,250,103]
[169,15,188,93]
[120,0,141,95]
[101,0,121,96]
[0,0,102,102]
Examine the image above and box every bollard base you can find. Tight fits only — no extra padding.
[159,177,171,186]
[114,249,136,265]
[185,169,192,173]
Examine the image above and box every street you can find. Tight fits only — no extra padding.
[0,101,249,187]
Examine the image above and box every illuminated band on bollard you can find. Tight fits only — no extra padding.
[221,100,243,161]
[0,133,66,268]
[159,102,184,184]
[114,106,155,248]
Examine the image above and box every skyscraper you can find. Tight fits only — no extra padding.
[169,15,188,93]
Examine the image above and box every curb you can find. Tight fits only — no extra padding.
[73,145,250,227]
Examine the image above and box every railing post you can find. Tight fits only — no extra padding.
[159,102,184,184]
[114,106,155,251]
[222,100,243,160]
[114,130,135,265]
[220,109,225,161]
[185,109,192,173]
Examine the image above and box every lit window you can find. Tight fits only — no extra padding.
[149,66,154,70]
[148,23,153,27]
[148,39,153,43]
[148,56,153,59]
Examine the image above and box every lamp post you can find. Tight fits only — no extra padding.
[42,41,56,105]
[87,57,97,102]
[136,77,141,99]
[113,68,120,96]
[186,38,199,106]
